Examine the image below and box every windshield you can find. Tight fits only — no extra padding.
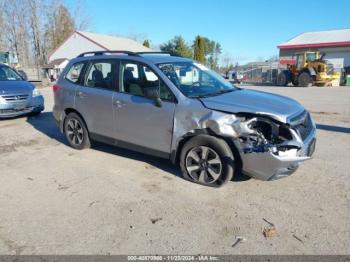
[0,66,23,81]
[157,62,237,98]
[306,52,316,62]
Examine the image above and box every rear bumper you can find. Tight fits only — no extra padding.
[52,105,65,132]
[240,127,316,181]
[0,96,44,118]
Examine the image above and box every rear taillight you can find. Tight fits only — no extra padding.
[53,85,60,92]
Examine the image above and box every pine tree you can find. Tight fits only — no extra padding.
[143,40,150,48]
[160,36,192,58]
[193,35,205,64]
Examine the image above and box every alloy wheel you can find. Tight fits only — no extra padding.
[185,146,222,184]
[66,118,84,146]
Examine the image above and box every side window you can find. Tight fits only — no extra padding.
[143,66,158,81]
[159,82,175,101]
[66,62,84,83]
[296,54,304,68]
[85,61,114,90]
[120,62,143,96]
[120,62,175,101]
[201,72,213,86]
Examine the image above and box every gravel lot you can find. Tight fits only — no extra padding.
[0,85,349,255]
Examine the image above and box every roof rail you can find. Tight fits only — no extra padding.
[137,51,171,56]
[77,50,141,58]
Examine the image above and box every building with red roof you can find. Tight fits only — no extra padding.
[278,28,350,71]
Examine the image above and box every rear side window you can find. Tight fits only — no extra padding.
[85,61,115,90]
[65,62,84,83]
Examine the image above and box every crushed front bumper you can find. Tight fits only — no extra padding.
[240,127,316,181]
[0,95,44,118]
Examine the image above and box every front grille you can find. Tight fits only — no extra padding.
[1,94,29,102]
[0,107,32,114]
[291,111,313,141]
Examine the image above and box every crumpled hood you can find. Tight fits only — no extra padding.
[199,89,305,123]
[0,81,34,95]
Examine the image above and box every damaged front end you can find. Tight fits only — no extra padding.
[184,109,317,181]
[172,103,316,181]
[233,111,316,180]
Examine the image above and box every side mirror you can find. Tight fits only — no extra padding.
[144,86,162,107]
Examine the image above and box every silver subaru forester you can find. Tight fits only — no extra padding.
[53,51,316,187]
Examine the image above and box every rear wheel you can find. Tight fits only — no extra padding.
[277,71,289,86]
[298,72,313,87]
[64,112,91,150]
[180,135,234,187]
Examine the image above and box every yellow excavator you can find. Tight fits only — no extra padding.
[0,51,9,65]
[277,51,340,87]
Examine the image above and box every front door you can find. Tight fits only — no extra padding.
[75,60,117,138]
[113,61,176,155]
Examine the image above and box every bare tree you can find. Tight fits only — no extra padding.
[0,1,5,50]
[27,0,45,66]
[2,0,31,66]
[1,0,88,66]
[44,1,75,53]
[256,56,265,62]
[72,0,91,31]
[221,52,235,75]
[127,31,148,44]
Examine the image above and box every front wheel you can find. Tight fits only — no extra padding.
[298,72,313,87]
[180,135,234,187]
[64,112,91,150]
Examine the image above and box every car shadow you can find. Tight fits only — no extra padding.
[26,111,67,144]
[317,124,350,134]
[27,111,251,183]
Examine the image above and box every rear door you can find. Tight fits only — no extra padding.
[113,60,176,155]
[75,59,117,138]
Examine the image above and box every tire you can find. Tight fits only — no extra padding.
[64,112,91,150]
[180,135,234,187]
[298,72,313,87]
[276,71,289,86]
[291,78,299,86]
[28,110,41,117]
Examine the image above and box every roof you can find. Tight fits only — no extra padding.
[72,52,193,64]
[76,31,151,52]
[278,28,350,49]
[139,54,193,64]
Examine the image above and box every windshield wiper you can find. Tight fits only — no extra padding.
[214,89,236,95]
[198,89,236,98]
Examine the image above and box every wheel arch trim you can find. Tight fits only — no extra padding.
[63,108,90,134]
[170,129,242,174]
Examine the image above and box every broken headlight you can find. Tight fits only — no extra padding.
[238,116,298,154]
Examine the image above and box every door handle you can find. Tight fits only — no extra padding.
[77,91,87,98]
[113,100,126,107]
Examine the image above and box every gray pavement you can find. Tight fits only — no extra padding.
[0,85,349,255]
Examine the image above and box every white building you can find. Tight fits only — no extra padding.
[278,28,350,71]
[49,31,151,62]
[43,58,69,81]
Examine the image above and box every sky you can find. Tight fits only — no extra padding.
[65,0,350,64]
